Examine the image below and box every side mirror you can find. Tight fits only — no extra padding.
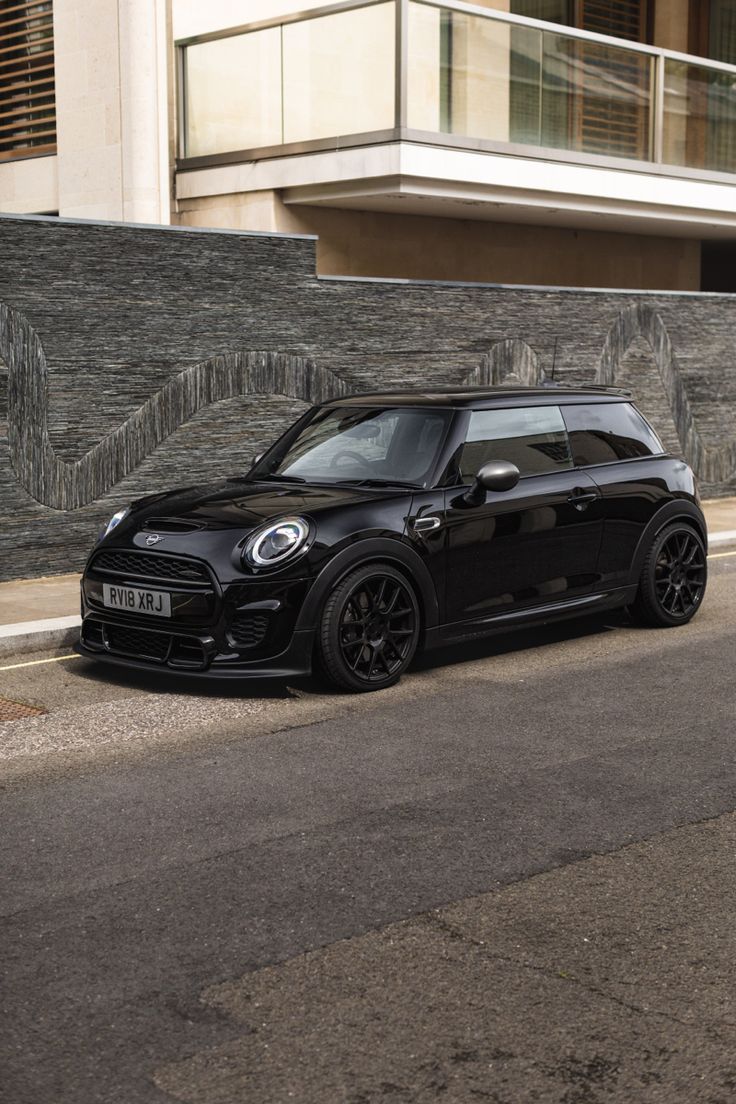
[464,460,520,506]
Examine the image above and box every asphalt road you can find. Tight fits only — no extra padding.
[2,553,736,1104]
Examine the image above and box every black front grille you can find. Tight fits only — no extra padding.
[92,550,210,584]
[105,624,171,662]
[228,612,269,649]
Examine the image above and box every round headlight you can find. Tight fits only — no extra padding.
[243,517,310,569]
[99,506,130,542]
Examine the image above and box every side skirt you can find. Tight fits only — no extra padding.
[424,587,637,649]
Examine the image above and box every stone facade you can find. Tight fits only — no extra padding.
[1,213,735,581]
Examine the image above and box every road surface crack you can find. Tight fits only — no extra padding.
[424,912,732,1035]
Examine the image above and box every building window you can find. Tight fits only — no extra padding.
[511,1,574,26]
[0,0,55,163]
[511,0,647,40]
[509,0,650,158]
[705,0,736,64]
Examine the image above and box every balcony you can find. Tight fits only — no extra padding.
[175,0,736,238]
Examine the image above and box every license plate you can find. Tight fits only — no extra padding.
[102,583,171,618]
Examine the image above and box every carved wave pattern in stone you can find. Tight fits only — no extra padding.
[2,301,351,511]
[1,299,732,512]
[596,304,736,485]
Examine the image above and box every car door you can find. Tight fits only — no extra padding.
[443,403,605,626]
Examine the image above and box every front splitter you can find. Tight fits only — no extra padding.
[74,629,315,681]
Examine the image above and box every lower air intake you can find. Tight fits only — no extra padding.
[228,612,269,649]
[105,624,170,662]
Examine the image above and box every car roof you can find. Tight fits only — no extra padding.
[321,386,631,409]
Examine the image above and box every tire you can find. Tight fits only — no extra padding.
[317,563,421,692]
[629,522,707,628]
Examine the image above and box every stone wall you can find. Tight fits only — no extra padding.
[1,213,735,581]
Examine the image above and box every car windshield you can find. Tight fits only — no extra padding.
[253,406,452,488]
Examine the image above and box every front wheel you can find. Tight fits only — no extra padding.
[629,522,707,627]
[318,564,420,692]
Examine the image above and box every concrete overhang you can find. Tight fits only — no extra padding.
[176,141,736,240]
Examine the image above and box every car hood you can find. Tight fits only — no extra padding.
[127,478,410,531]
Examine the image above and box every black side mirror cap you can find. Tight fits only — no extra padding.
[464,460,521,506]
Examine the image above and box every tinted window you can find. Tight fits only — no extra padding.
[260,406,452,487]
[459,405,572,480]
[562,403,664,467]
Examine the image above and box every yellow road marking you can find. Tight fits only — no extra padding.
[0,653,83,673]
[708,549,736,560]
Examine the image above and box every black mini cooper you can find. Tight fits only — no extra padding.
[77,387,708,692]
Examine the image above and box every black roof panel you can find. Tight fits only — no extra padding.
[324,386,630,409]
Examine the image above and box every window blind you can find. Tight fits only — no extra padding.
[575,0,649,158]
[0,0,55,162]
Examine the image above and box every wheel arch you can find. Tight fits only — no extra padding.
[296,538,440,635]
[627,500,708,588]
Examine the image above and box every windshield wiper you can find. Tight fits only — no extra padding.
[336,478,421,490]
[252,473,307,484]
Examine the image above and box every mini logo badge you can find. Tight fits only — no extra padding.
[145,534,164,547]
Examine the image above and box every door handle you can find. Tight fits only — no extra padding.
[567,490,599,510]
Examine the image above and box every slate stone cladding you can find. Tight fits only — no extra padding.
[0,213,734,581]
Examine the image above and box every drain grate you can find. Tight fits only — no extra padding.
[0,696,47,722]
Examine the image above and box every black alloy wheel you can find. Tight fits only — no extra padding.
[630,522,707,627]
[318,564,420,691]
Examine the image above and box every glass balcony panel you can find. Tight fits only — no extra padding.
[408,5,538,142]
[509,25,543,145]
[407,3,652,160]
[406,2,443,132]
[663,59,736,174]
[282,4,395,144]
[540,32,652,159]
[184,29,282,157]
[179,0,736,181]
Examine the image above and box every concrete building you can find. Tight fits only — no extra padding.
[2,0,736,290]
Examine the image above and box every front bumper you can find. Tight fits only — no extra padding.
[78,549,315,679]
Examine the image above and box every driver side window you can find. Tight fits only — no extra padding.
[459,405,573,481]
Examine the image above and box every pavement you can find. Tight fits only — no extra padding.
[0,573,80,657]
[2,552,736,1102]
[156,814,736,1104]
[1,496,735,660]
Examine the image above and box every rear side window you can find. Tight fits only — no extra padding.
[562,403,664,467]
[459,405,572,480]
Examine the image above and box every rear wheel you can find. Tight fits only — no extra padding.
[629,522,707,627]
[318,564,420,692]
